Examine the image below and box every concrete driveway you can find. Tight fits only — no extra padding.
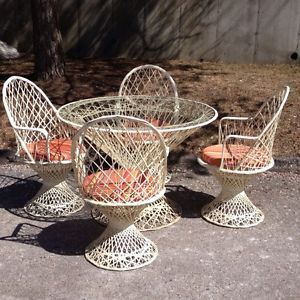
[0,155,299,300]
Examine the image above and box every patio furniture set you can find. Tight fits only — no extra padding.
[2,65,290,270]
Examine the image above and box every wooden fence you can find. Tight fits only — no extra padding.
[1,0,300,63]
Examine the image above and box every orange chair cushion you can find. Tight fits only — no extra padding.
[148,118,170,127]
[201,144,251,167]
[20,138,72,161]
[124,118,170,141]
[83,168,154,202]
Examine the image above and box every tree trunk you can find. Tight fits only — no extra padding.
[31,0,64,80]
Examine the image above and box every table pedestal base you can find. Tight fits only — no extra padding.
[91,196,182,231]
[136,196,182,231]
[86,206,158,271]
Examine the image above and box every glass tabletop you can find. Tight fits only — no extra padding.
[57,95,218,149]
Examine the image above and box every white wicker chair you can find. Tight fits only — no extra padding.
[198,86,290,228]
[91,65,180,230]
[118,64,178,98]
[118,64,179,137]
[2,76,84,217]
[72,115,167,270]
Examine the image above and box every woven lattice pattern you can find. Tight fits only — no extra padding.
[24,163,83,217]
[2,76,83,218]
[134,196,182,231]
[59,95,217,230]
[59,95,217,151]
[201,173,264,228]
[217,87,290,172]
[118,65,180,228]
[119,65,177,180]
[91,195,182,231]
[199,86,290,228]
[25,179,84,217]
[72,115,167,270]
[85,222,158,270]
[3,76,74,163]
[118,64,178,98]
[73,116,167,204]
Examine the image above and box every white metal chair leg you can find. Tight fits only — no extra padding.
[201,172,264,228]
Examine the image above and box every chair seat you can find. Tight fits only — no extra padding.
[201,144,268,168]
[20,138,72,161]
[83,168,154,202]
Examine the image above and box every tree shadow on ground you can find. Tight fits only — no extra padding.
[0,184,215,256]
[0,219,103,256]
[0,174,42,209]
[0,185,214,256]
[166,185,214,218]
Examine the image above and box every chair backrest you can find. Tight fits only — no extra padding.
[72,115,167,205]
[118,64,178,97]
[224,86,290,172]
[249,86,290,154]
[2,76,67,158]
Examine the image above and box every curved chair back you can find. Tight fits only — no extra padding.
[2,76,70,162]
[251,86,290,146]
[221,86,290,172]
[118,64,178,97]
[72,115,167,205]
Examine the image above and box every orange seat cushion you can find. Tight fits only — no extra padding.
[148,118,170,127]
[124,118,170,141]
[20,138,72,161]
[201,144,251,167]
[83,168,154,202]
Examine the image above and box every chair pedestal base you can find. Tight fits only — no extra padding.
[201,173,264,228]
[24,181,84,218]
[25,163,84,218]
[91,196,182,231]
[91,207,109,225]
[86,205,158,271]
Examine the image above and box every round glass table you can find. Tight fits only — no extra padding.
[58,95,218,230]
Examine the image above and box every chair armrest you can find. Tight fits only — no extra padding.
[14,125,49,138]
[220,134,260,172]
[218,116,250,144]
[13,125,50,162]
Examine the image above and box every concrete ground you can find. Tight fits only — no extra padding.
[0,155,299,300]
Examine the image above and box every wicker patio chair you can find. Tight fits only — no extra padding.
[91,64,179,228]
[197,86,290,228]
[118,64,178,98]
[72,115,167,270]
[118,64,177,208]
[2,76,84,217]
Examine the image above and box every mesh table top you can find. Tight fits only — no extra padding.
[57,95,218,149]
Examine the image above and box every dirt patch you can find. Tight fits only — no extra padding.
[1,56,299,158]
